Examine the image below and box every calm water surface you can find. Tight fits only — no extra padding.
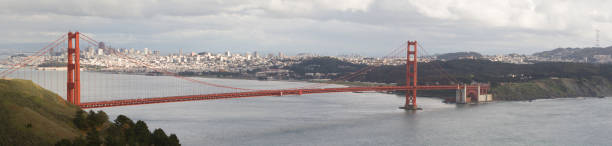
[8,70,612,146]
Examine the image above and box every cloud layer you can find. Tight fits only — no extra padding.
[0,0,610,55]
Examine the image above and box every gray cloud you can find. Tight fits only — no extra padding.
[0,0,610,56]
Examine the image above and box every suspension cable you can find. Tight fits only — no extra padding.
[417,43,459,84]
[1,36,67,78]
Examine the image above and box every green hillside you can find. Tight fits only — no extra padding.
[0,79,180,146]
[492,76,612,100]
[0,79,81,145]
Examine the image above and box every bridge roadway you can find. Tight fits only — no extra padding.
[80,85,488,109]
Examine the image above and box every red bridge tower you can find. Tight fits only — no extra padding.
[403,41,419,110]
[67,32,81,105]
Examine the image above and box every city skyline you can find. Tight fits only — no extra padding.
[1,0,611,56]
[3,41,612,61]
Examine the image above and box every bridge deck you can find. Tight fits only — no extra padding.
[80,85,488,109]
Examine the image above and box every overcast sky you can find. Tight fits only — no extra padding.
[1,0,610,56]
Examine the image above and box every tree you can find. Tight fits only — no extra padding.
[71,137,87,146]
[168,134,181,146]
[85,130,102,146]
[104,135,123,146]
[73,110,88,130]
[90,111,108,128]
[151,128,169,146]
[59,112,180,146]
[86,110,96,128]
[114,115,134,129]
[54,139,72,146]
[133,120,151,144]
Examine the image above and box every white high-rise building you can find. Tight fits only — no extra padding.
[143,48,149,55]
[246,53,252,60]
[225,51,231,57]
[87,47,95,57]
[97,49,104,55]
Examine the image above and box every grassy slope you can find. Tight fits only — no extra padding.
[0,79,81,145]
[492,76,612,100]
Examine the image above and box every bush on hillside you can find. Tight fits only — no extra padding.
[56,110,180,146]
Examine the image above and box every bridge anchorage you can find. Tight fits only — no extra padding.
[4,31,488,110]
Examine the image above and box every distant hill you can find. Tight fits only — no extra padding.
[288,57,366,78]
[0,79,81,145]
[533,46,612,63]
[436,52,482,61]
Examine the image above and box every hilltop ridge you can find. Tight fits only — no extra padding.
[533,46,612,63]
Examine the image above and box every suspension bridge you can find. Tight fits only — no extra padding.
[0,32,489,110]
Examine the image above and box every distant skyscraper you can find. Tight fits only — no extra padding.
[87,47,95,57]
[253,51,259,58]
[179,48,183,57]
[278,52,285,58]
[225,51,231,57]
[98,42,105,49]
